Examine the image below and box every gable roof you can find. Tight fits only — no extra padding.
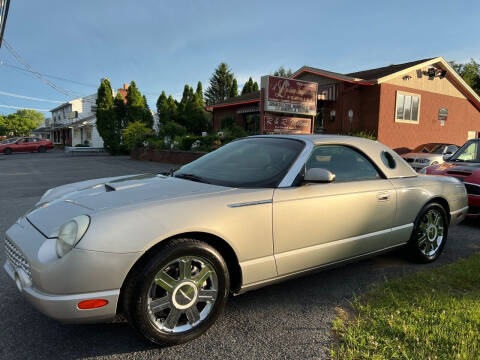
[207,90,260,109]
[345,58,434,81]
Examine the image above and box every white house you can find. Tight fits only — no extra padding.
[49,93,104,147]
[48,84,131,148]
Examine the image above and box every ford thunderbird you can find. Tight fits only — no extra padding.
[4,135,468,345]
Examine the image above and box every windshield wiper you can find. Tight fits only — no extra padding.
[451,158,464,162]
[174,173,211,184]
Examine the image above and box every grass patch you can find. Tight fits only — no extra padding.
[331,254,480,360]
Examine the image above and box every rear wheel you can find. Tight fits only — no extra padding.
[407,203,448,263]
[123,238,229,345]
[3,148,12,155]
[38,146,46,153]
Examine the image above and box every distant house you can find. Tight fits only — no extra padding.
[48,84,129,147]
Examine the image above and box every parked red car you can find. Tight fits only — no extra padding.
[0,137,53,155]
[423,138,480,217]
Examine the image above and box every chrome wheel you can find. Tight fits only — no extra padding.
[417,208,444,257]
[146,256,218,334]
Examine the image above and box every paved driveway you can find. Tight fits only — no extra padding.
[1,150,479,359]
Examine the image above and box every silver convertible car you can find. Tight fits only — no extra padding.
[4,135,468,345]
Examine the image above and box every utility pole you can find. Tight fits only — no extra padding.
[0,0,11,48]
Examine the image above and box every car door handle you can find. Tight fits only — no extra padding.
[376,191,391,201]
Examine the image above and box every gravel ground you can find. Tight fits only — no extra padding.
[0,150,479,360]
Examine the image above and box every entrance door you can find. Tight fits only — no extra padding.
[273,144,396,276]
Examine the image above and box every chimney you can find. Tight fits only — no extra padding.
[123,83,129,90]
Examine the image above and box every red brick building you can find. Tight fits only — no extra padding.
[208,57,480,151]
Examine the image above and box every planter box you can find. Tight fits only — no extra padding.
[130,148,207,165]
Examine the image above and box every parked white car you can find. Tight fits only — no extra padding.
[401,143,459,171]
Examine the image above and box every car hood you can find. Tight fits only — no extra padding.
[402,152,441,160]
[426,161,480,183]
[26,173,232,237]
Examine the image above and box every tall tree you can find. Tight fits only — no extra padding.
[230,78,238,98]
[205,62,237,105]
[450,59,480,95]
[125,81,151,127]
[113,92,126,129]
[142,95,154,128]
[195,81,204,107]
[96,78,121,154]
[166,95,178,122]
[241,77,253,95]
[252,81,259,92]
[273,66,293,78]
[156,91,169,125]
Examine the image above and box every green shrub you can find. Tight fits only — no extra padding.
[160,121,187,140]
[220,116,235,129]
[122,121,154,150]
[179,135,201,151]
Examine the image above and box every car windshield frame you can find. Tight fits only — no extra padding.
[173,137,306,188]
[449,139,480,163]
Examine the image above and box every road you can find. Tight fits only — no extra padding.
[0,150,479,359]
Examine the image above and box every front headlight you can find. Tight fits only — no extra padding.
[56,215,90,258]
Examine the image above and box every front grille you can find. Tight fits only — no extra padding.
[465,183,480,196]
[5,237,32,280]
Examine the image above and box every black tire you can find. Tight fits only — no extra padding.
[406,202,449,263]
[123,238,230,346]
[3,148,12,155]
[38,146,46,153]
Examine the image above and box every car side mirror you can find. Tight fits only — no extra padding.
[304,168,335,183]
[443,153,452,161]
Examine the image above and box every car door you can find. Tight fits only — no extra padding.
[13,138,29,152]
[273,144,397,276]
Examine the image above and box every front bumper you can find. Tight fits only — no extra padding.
[4,261,119,323]
[3,218,142,323]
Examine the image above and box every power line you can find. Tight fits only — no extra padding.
[0,104,50,112]
[0,90,64,103]
[0,60,162,98]
[2,39,80,99]
[0,60,99,88]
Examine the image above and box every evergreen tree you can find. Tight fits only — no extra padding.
[156,91,169,124]
[241,77,253,95]
[142,95,154,128]
[166,95,178,123]
[273,66,293,78]
[205,62,237,105]
[96,78,121,154]
[230,78,238,98]
[125,81,149,127]
[252,81,259,92]
[113,92,126,129]
[195,81,204,107]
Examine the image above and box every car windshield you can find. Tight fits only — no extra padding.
[449,140,480,162]
[174,137,305,188]
[412,143,446,154]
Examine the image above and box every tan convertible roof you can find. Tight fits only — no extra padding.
[261,134,417,179]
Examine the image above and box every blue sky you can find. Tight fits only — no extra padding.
[0,0,479,116]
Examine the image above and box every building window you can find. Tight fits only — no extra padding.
[395,91,420,123]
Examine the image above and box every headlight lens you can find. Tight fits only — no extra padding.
[56,215,90,258]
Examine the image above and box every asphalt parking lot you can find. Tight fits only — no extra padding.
[1,150,479,360]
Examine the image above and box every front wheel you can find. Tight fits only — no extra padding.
[407,203,449,263]
[3,148,12,155]
[38,146,46,153]
[123,238,230,345]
